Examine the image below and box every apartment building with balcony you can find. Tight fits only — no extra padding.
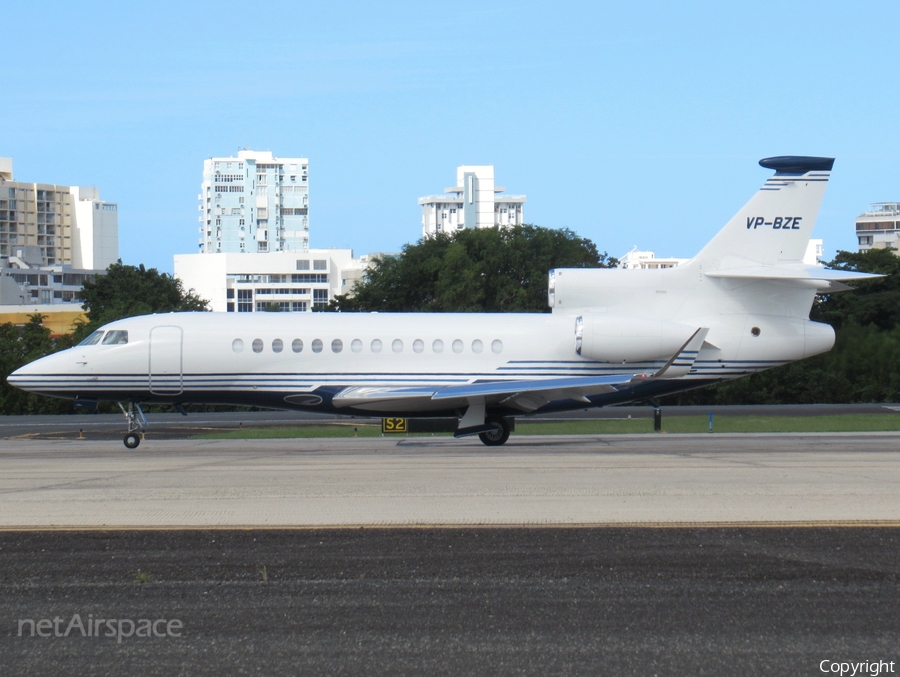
[0,157,118,269]
[856,203,900,252]
[199,150,309,254]
[418,166,525,237]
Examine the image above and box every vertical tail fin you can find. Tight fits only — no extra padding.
[693,156,833,269]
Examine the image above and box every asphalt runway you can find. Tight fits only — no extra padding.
[3,433,900,527]
[3,433,899,674]
[3,528,898,676]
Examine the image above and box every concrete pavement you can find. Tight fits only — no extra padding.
[3,433,899,528]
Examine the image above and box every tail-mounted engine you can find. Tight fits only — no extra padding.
[575,315,698,363]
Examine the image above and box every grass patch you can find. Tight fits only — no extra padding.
[193,414,900,439]
[517,414,900,435]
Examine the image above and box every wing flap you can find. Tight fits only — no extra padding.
[332,386,440,408]
[430,374,638,401]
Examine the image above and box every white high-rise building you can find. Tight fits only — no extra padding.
[199,149,309,254]
[71,186,119,270]
[0,157,118,269]
[418,165,525,237]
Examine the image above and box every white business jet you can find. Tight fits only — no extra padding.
[8,157,878,448]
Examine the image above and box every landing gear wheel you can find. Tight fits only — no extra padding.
[478,417,511,446]
[117,402,148,449]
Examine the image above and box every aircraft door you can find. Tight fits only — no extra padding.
[149,326,183,395]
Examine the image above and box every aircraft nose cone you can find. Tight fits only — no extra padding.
[6,365,27,387]
[6,356,42,390]
[7,364,28,383]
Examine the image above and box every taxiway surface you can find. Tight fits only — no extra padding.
[3,433,899,527]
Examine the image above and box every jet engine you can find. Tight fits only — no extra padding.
[575,315,696,363]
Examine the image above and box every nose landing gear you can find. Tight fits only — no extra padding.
[117,402,147,449]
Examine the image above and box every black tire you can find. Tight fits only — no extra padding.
[124,433,141,449]
[478,417,511,446]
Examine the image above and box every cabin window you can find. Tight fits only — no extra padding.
[272,338,283,353]
[432,339,444,353]
[351,339,363,353]
[252,339,264,353]
[452,339,463,354]
[413,339,424,353]
[371,339,383,353]
[101,330,128,345]
[312,339,323,353]
[79,331,105,346]
[472,339,483,354]
[292,339,303,353]
[392,339,404,353]
[492,339,503,354]
[232,338,244,353]
[332,339,343,353]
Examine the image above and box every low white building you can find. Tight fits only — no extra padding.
[0,245,104,305]
[856,203,900,252]
[0,243,104,334]
[419,165,525,237]
[175,249,368,313]
[620,240,824,270]
[805,239,825,264]
[619,248,689,270]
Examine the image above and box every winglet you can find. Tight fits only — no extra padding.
[634,327,708,381]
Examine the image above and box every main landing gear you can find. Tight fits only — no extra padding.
[117,401,147,449]
[455,401,514,446]
[478,416,511,446]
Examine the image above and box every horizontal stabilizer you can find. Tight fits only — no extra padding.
[705,267,883,282]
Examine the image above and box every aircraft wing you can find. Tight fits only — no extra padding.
[333,327,709,413]
[332,374,637,412]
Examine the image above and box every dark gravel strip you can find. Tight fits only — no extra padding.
[2,528,898,676]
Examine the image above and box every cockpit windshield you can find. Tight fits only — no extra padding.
[101,330,129,345]
[78,331,105,346]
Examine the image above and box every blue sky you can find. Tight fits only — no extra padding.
[4,1,899,273]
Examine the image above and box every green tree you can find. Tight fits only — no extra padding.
[664,248,900,405]
[0,315,77,414]
[1,263,209,415]
[329,225,616,312]
[812,247,900,330]
[76,261,208,339]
